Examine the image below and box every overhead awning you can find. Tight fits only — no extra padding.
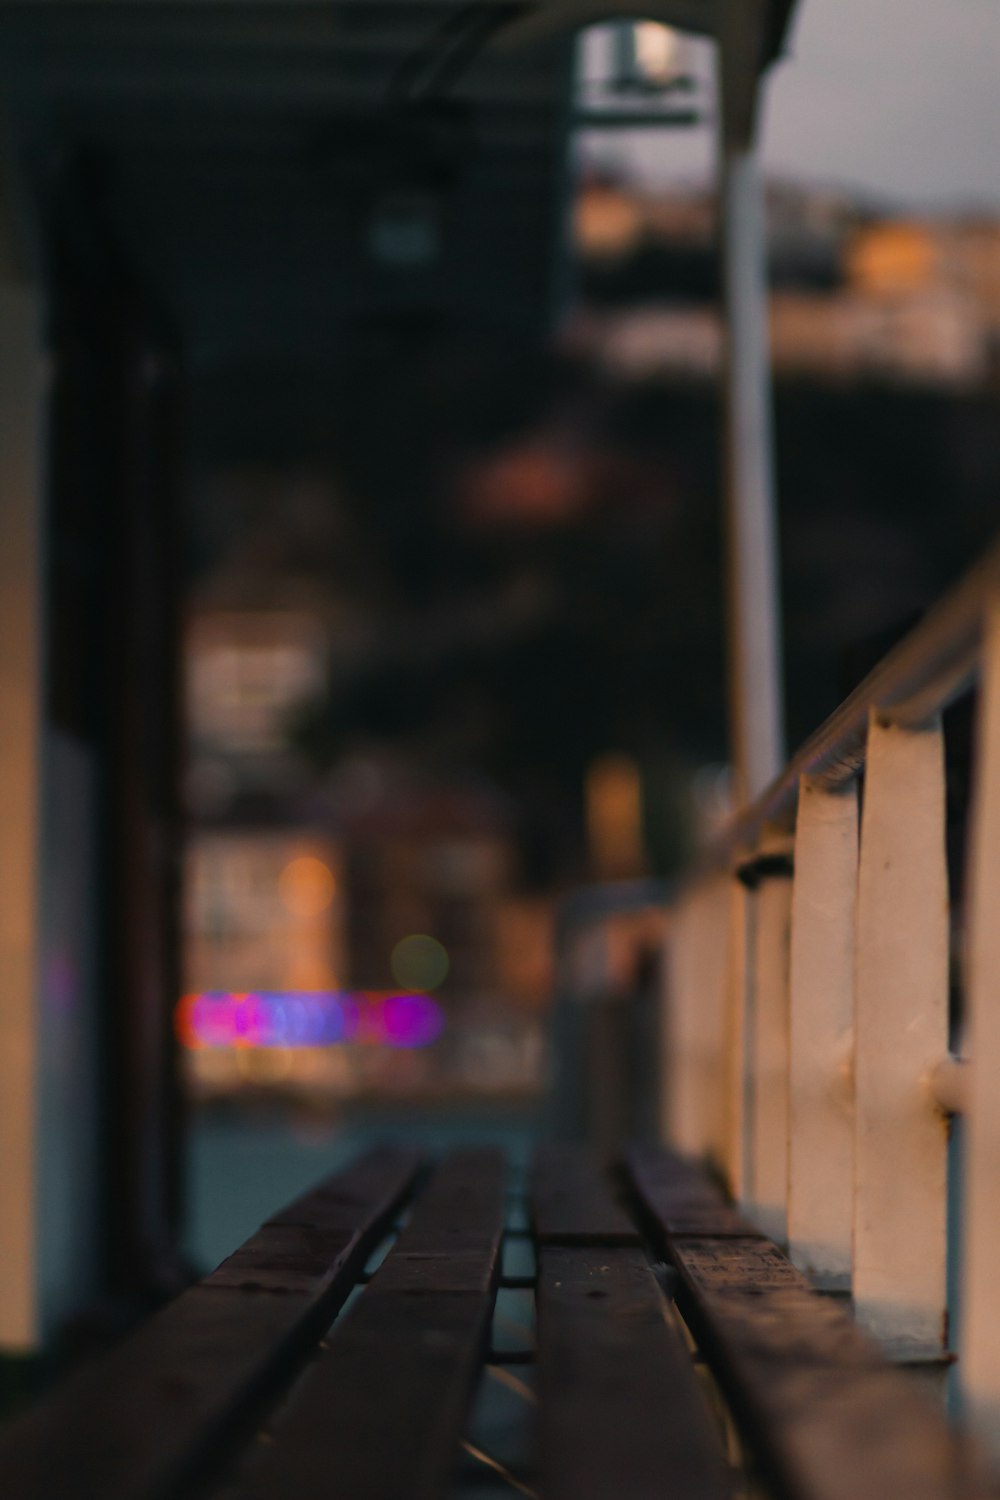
[493,0,801,143]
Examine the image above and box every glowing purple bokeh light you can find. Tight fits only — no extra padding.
[176,989,444,1051]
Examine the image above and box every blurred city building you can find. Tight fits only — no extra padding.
[177,172,1000,1121]
[183,607,552,1108]
[570,176,1000,387]
[187,610,331,808]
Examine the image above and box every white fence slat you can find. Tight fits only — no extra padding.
[747,861,793,1242]
[787,775,857,1288]
[663,876,730,1162]
[853,710,949,1356]
[959,599,1000,1453]
[725,874,752,1200]
[662,886,701,1157]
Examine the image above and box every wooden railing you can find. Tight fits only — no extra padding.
[661,537,1000,1452]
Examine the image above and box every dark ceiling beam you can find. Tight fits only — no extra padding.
[0,65,562,110]
[0,16,517,58]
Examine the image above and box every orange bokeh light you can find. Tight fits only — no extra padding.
[278,855,337,917]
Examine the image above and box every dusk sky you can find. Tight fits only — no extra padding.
[581,0,1000,211]
[763,0,1000,208]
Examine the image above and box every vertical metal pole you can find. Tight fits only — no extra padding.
[103,319,185,1302]
[0,282,43,1355]
[719,139,784,802]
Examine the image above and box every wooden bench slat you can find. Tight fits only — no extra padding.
[536,1247,736,1500]
[625,1143,762,1239]
[532,1146,734,1500]
[625,1149,998,1500]
[0,1146,421,1500]
[531,1145,640,1245]
[230,1148,506,1500]
[7,1139,992,1500]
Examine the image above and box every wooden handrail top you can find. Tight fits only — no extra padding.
[699,534,1000,868]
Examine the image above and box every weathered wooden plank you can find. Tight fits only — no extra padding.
[230,1148,506,1500]
[536,1247,735,1500]
[531,1145,640,1245]
[0,1147,421,1500]
[626,1148,997,1499]
[626,1142,762,1239]
[663,1235,997,1500]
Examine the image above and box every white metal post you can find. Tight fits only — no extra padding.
[787,774,857,1288]
[0,282,43,1353]
[854,711,949,1357]
[959,599,1000,1453]
[718,137,784,803]
[746,853,793,1242]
